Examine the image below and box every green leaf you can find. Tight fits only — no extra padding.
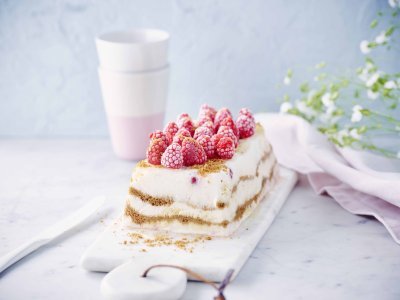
[370,19,378,28]
[386,26,395,37]
[331,91,339,100]
[283,94,290,102]
[360,109,371,116]
[365,57,375,65]
[358,126,367,134]
[299,82,310,93]
[287,69,293,78]
[354,89,360,98]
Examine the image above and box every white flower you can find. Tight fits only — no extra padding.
[367,90,379,100]
[384,80,397,89]
[336,129,349,145]
[296,101,316,118]
[319,104,340,125]
[326,104,337,116]
[396,126,400,132]
[280,102,293,113]
[349,129,361,140]
[360,40,371,54]
[366,72,380,87]
[351,105,363,123]
[397,151,400,159]
[389,0,399,8]
[358,62,374,82]
[283,76,291,85]
[307,90,317,100]
[321,93,334,108]
[375,31,389,44]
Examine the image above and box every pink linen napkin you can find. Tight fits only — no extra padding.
[255,113,400,244]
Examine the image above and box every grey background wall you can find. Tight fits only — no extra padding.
[0,0,397,137]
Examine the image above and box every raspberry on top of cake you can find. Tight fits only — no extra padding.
[146,105,256,169]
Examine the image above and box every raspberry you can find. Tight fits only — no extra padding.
[217,125,238,147]
[176,113,191,127]
[172,128,191,145]
[197,134,215,159]
[161,143,183,169]
[163,122,179,144]
[220,116,239,137]
[149,130,168,144]
[146,138,168,165]
[216,137,235,159]
[214,107,232,128]
[178,117,196,136]
[198,104,217,121]
[193,126,213,140]
[182,137,207,166]
[211,133,224,149]
[197,115,213,127]
[198,120,215,134]
[239,108,255,122]
[236,115,255,139]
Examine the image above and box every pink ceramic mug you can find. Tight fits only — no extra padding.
[98,66,169,160]
[96,29,169,160]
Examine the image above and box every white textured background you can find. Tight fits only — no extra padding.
[0,0,397,137]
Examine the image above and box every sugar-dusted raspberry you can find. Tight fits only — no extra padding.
[216,136,235,159]
[182,137,207,166]
[236,114,255,139]
[163,122,179,144]
[149,130,168,144]
[239,108,255,122]
[161,143,183,169]
[178,117,196,136]
[220,116,239,137]
[196,144,207,164]
[173,128,191,145]
[197,115,213,127]
[217,125,238,147]
[214,107,232,128]
[164,121,179,135]
[193,126,213,140]
[198,104,217,121]
[199,120,215,134]
[197,134,215,159]
[211,133,224,149]
[146,138,168,165]
[176,113,191,128]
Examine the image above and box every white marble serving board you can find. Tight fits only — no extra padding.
[80,167,297,282]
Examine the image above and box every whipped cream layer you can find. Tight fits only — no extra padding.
[123,124,280,236]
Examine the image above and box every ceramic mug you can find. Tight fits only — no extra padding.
[98,66,169,160]
[96,28,169,72]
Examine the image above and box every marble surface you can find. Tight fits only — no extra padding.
[0,139,399,299]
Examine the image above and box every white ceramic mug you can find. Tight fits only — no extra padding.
[98,66,169,160]
[96,28,169,72]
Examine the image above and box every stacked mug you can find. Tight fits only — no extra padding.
[96,29,169,160]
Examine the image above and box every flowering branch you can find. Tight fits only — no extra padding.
[279,2,400,158]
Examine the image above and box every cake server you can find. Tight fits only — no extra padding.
[0,196,105,274]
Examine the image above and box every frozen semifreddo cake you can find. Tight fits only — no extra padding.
[123,104,279,236]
